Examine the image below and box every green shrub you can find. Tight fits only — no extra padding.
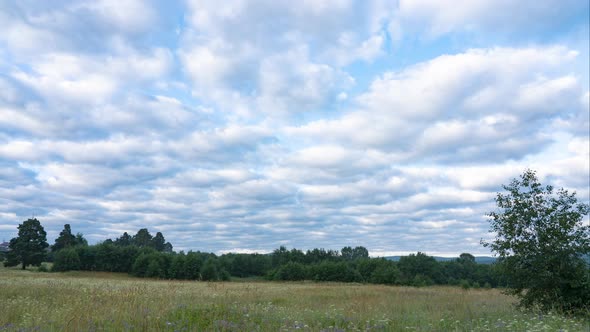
[52,248,81,272]
[460,280,470,290]
[145,260,164,278]
[412,274,433,287]
[219,268,231,281]
[275,262,306,281]
[370,263,399,284]
[201,258,219,281]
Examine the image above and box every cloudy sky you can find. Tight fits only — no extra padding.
[0,0,588,256]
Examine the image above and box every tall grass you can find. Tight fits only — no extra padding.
[0,266,588,331]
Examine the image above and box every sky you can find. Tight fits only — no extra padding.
[0,0,588,257]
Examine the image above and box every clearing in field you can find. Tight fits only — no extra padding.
[0,267,588,331]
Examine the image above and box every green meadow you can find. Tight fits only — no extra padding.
[1,265,588,331]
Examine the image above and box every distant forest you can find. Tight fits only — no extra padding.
[2,223,504,289]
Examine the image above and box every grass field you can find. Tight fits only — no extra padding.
[0,265,588,331]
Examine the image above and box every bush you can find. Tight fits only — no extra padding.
[52,248,81,272]
[370,263,399,284]
[76,245,97,271]
[274,262,306,281]
[412,274,433,287]
[184,252,204,280]
[131,253,152,277]
[37,263,49,272]
[145,260,164,278]
[460,279,470,290]
[200,258,219,281]
[310,261,362,282]
[169,253,186,279]
[219,268,231,281]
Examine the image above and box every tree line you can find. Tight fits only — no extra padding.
[2,220,501,287]
[2,170,589,313]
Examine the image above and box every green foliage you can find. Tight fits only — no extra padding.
[200,258,219,281]
[1,218,503,286]
[52,224,77,252]
[398,252,442,284]
[75,233,88,246]
[132,228,153,248]
[76,245,97,270]
[169,253,186,279]
[411,274,433,287]
[222,253,272,277]
[219,268,231,281]
[356,258,381,281]
[5,218,49,270]
[310,261,362,282]
[273,262,306,281]
[271,246,305,267]
[114,232,132,246]
[145,260,164,278]
[37,263,49,272]
[151,232,166,251]
[341,246,369,261]
[369,261,400,284]
[483,169,590,313]
[460,280,470,290]
[131,253,151,277]
[52,248,81,272]
[184,251,205,280]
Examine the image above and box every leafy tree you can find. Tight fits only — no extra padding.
[169,253,186,279]
[411,274,434,287]
[184,251,204,280]
[458,253,475,264]
[201,258,219,281]
[76,245,97,270]
[482,169,590,312]
[304,248,340,264]
[271,246,304,267]
[163,241,173,253]
[370,262,400,284]
[52,248,81,272]
[114,232,132,246]
[352,246,369,260]
[342,246,369,261]
[146,260,164,278]
[341,246,354,260]
[5,218,49,270]
[52,224,77,252]
[310,261,362,282]
[75,233,88,246]
[219,268,231,281]
[398,252,442,284]
[131,253,152,277]
[274,262,306,281]
[133,228,152,247]
[356,258,381,281]
[151,232,166,251]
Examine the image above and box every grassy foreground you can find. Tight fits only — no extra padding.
[0,267,588,331]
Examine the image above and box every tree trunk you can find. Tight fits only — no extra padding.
[21,262,26,270]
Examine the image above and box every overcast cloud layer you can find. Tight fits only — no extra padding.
[0,0,588,256]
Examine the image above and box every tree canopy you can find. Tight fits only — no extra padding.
[5,218,49,270]
[482,169,590,312]
[52,224,76,252]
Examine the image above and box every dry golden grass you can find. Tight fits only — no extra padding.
[0,266,588,331]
